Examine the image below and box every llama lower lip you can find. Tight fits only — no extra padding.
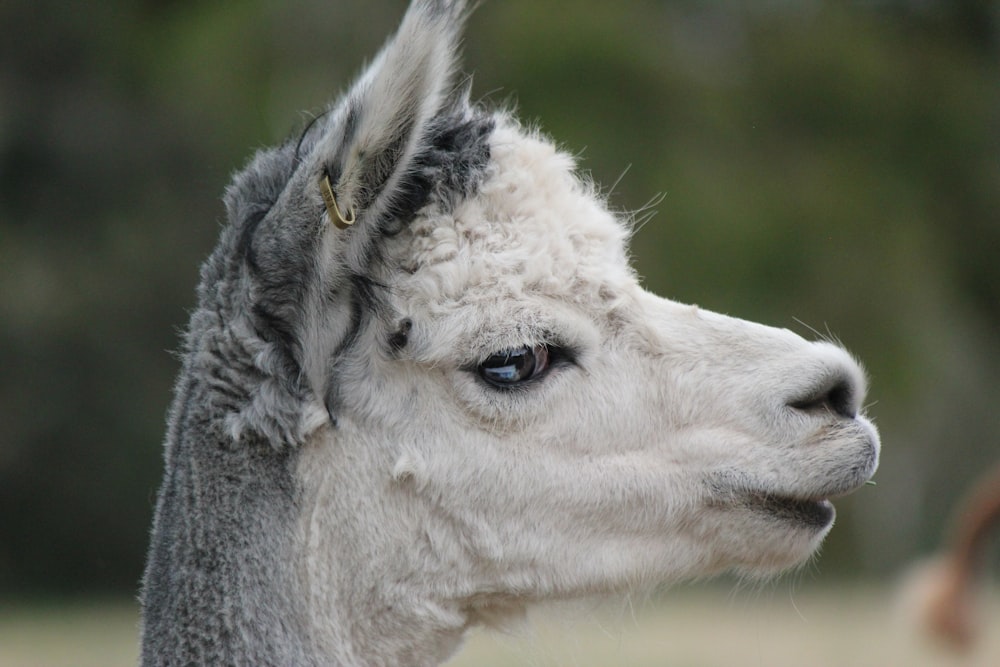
[751,494,835,528]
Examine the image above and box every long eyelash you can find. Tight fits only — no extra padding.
[294,110,333,166]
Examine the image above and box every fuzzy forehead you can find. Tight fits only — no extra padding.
[395,123,636,320]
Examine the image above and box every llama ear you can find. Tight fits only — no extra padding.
[312,0,469,227]
[209,1,474,447]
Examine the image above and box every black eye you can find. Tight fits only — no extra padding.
[478,345,551,388]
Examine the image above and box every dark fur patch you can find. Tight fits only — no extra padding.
[388,318,413,352]
[336,273,388,358]
[379,109,495,235]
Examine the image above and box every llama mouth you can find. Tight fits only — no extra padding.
[747,493,835,528]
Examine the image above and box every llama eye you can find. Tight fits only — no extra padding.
[478,345,551,388]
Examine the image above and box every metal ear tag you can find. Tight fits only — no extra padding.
[320,173,356,229]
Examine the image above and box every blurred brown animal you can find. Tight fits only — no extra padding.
[912,465,1000,650]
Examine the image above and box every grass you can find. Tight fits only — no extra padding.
[1,584,996,666]
[0,598,139,667]
[451,584,1000,667]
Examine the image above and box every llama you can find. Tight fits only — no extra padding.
[139,1,881,665]
[904,463,1000,651]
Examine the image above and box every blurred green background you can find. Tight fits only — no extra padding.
[0,0,997,604]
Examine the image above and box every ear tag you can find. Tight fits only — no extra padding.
[320,173,356,229]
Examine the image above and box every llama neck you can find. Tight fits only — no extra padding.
[141,385,474,667]
[140,375,316,665]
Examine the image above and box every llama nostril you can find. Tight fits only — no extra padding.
[789,378,857,420]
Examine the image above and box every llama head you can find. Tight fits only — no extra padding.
[206,0,879,628]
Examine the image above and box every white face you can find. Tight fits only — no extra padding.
[346,124,880,601]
